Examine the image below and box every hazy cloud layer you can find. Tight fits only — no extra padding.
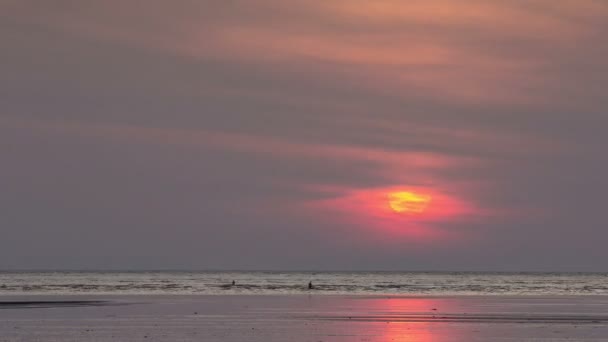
[1,1,607,271]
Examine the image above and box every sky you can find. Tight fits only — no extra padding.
[1,0,607,271]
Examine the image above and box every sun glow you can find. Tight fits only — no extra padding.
[388,191,431,214]
[306,184,476,241]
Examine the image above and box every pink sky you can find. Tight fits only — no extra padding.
[1,0,607,270]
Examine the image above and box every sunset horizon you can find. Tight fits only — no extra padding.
[2,1,608,340]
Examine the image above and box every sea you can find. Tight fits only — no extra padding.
[1,271,608,296]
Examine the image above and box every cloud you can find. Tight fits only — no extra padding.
[1,0,607,269]
[4,0,606,107]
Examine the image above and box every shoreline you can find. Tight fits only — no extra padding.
[2,295,608,341]
[4,292,608,298]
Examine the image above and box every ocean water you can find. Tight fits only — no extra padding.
[1,271,607,296]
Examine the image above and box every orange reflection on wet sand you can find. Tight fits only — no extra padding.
[380,322,436,342]
[335,297,464,342]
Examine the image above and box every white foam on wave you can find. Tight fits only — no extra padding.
[1,271,607,296]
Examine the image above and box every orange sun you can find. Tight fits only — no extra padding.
[388,191,432,214]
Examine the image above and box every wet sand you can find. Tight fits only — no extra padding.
[2,295,608,341]
[0,300,109,308]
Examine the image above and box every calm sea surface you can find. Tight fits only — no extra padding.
[1,271,607,296]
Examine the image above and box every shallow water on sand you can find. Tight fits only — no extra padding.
[1,271,608,296]
[2,295,608,341]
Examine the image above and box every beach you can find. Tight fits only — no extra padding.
[2,295,608,341]
[4,0,608,340]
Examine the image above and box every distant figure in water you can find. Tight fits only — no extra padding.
[232,280,236,286]
[308,281,313,290]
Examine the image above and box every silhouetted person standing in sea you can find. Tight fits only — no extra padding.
[232,280,235,286]
[308,281,313,290]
